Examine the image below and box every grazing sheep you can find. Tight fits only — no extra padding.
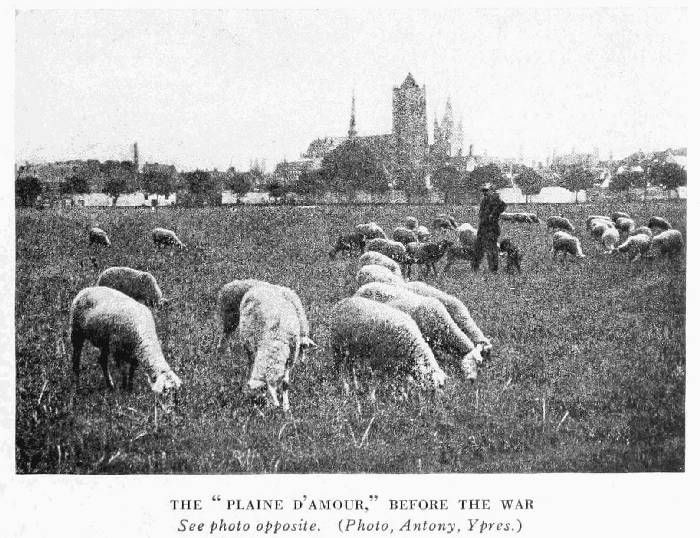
[355,283,484,379]
[355,264,405,287]
[501,212,539,224]
[546,216,575,233]
[600,227,620,253]
[69,287,181,394]
[330,297,447,398]
[614,217,636,235]
[404,216,418,230]
[365,237,411,265]
[358,251,402,277]
[442,243,474,273]
[96,267,165,307]
[239,286,313,412]
[152,227,185,249]
[329,231,365,259]
[403,281,492,358]
[611,211,631,221]
[415,225,431,241]
[88,227,111,247]
[356,222,387,240]
[551,231,585,259]
[648,229,684,259]
[218,279,314,362]
[629,226,653,238]
[456,223,477,249]
[590,219,615,239]
[406,239,452,277]
[648,216,672,231]
[498,238,523,273]
[392,226,419,246]
[432,214,457,230]
[613,234,651,262]
[586,215,613,230]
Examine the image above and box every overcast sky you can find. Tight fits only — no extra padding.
[15,8,687,171]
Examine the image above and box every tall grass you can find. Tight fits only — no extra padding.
[15,201,685,473]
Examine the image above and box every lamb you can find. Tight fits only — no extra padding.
[152,227,185,249]
[355,264,405,287]
[648,216,672,231]
[613,234,651,262]
[355,283,484,379]
[629,226,653,238]
[402,281,492,359]
[614,217,636,234]
[392,226,419,246]
[550,231,585,259]
[239,286,312,412]
[96,266,165,307]
[404,216,418,230]
[218,279,315,362]
[69,286,181,394]
[88,227,111,247]
[546,216,575,233]
[329,231,366,259]
[365,237,411,265]
[405,239,452,277]
[600,227,620,253]
[356,222,387,240]
[330,297,448,398]
[611,211,631,221]
[498,238,523,273]
[648,229,684,259]
[358,251,403,277]
[415,225,431,241]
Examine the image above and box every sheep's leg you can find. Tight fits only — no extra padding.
[443,253,453,274]
[126,362,137,392]
[267,384,280,408]
[281,369,291,413]
[71,331,84,387]
[99,347,115,390]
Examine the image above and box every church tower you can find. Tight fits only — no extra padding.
[392,73,428,189]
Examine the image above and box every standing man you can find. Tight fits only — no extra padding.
[472,183,507,273]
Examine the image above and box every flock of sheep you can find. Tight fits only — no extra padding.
[70,207,684,417]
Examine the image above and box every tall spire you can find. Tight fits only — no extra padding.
[348,90,357,139]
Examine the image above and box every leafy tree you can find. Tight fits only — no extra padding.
[432,165,468,204]
[60,175,90,195]
[467,163,509,193]
[609,171,640,202]
[103,174,129,206]
[266,181,288,202]
[649,161,686,199]
[228,172,254,196]
[15,175,43,207]
[142,169,173,198]
[296,169,325,196]
[515,167,544,203]
[182,170,220,206]
[560,165,597,203]
[320,140,389,194]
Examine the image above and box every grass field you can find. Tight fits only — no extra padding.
[15,200,686,473]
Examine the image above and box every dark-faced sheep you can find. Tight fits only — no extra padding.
[551,231,585,259]
[546,216,575,233]
[88,227,111,247]
[329,231,365,259]
[392,226,419,246]
[648,216,672,231]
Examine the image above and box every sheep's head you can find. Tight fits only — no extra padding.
[460,354,479,384]
[299,337,317,363]
[150,370,182,395]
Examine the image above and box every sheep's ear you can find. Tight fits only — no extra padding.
[301,337,317,351]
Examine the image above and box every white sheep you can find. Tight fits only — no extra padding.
[589,219,615,239]
[586,215,613,230]
[546,216,575,233]
[218,279,315,362]
[152,227,185,249]
[88,227,111,247]
[615,217,636,235]
[392,226,419,246]
[365,237,411,265]
[613,234,651,262]
[355,222,387,240]
[355,264,405,287]
[456,223,477,249]
[551,231,585,259]
[648,216,672,231]
[239,286,309,412]
[69,286,181,394]
[403,281,492,359]
[358,251,402,277]
[600,227,620,253]
[415,225,431,241]
[96,267,165,307]
[648,229,684,259]
[355,282,485,379]
[330,296,447,398]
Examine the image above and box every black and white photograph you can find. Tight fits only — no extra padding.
[2,4,696,535]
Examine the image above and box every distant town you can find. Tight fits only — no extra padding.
[15,74,687,208]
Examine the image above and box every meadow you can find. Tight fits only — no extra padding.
[15,200,685,473]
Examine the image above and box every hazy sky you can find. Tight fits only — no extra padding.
[15,8,687,171]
